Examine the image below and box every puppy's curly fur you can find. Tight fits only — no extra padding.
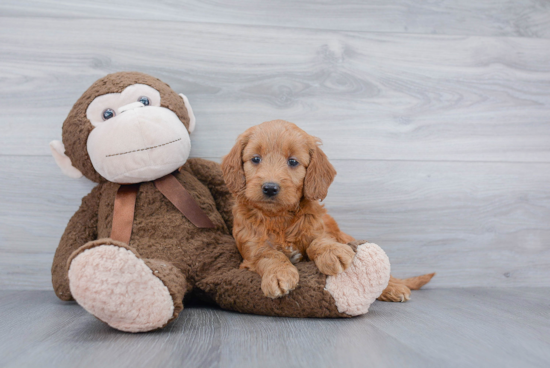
[222,120,433,300]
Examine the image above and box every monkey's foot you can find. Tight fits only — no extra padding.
[325,242,390,316]
[68,243,175,332]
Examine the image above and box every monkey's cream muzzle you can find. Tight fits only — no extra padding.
[87,105,191,183]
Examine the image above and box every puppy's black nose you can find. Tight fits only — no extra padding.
[262,182,280,197]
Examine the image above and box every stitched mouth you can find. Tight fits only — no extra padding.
[106,138,182,157]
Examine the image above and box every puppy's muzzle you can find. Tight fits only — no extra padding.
[262,182,280,197]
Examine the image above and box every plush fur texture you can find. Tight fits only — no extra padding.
[61,72,191,183]
[325,241,390,315]
[221,120,432,302]
[52,73,396,333]
[53,159,366,322]
[68,243,175,332]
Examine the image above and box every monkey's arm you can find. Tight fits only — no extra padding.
[51,184,102,301]
[185,158,234,232]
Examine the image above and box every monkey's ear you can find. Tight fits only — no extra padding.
[49,140,83,179]
[179,93,196,134]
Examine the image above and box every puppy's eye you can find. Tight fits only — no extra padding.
[138,96,150,106]
[102,108,116,121]
[251,156,261,164]
[288,158,299,167]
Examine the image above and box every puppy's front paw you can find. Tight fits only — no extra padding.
[314,244,355,276]
[378,283,411,302]
[261,265,299,298]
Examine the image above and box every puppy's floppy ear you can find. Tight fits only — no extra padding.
[221,132,250,194]
[304,140,336,201]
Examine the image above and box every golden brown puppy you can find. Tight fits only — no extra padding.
[222,120,434,301]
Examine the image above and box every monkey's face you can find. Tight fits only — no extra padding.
[51,72,196,183]
[85,84,191,183]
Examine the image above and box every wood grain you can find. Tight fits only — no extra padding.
[1,3,549,297]
[1,0,550,38]
[0,289,548,368]
[1,156,548,290]
[1,18,550,162]
[0,4,549,365]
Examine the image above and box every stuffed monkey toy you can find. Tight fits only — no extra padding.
[50,72,391,332]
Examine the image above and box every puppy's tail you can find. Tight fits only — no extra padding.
[399,272,435,290]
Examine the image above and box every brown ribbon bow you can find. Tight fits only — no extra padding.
[110,173,215,244]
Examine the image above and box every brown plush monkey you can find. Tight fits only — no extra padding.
[50,72,391,332]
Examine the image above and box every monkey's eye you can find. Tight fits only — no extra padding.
[102,108,116,121]
[138,96,150,106]
[251,156,261,164]
[288,158,299,167]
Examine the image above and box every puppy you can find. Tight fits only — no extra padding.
[221,120,434,301]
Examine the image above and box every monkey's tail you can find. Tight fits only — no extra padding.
[398,272,436,290]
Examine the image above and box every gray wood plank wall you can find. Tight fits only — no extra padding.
[0,2,549,290]
[2,0,550,38]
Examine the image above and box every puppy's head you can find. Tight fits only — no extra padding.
[221,120,336,211]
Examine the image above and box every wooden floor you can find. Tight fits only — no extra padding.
[0,289,548,368]
[1,1,550,367]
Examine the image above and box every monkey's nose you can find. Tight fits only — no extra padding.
[262,183,280,197]
[118,102,145,114]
